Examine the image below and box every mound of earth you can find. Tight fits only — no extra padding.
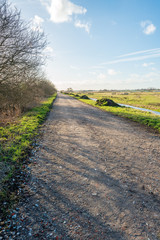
[96,98,120,107]
[80,95,89,99]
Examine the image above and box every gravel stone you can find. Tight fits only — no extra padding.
[1,94,160,240]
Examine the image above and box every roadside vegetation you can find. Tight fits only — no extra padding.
[0,0,56,124]
[0,93,57,216]
[0,0,57,216]
[65,92,160,133]
[86,91,160,112]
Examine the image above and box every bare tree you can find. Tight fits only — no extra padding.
[0,0,56,117]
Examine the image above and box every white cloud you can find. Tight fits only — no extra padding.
[140,20,156,35]
[101,48,160,65]
[40,0,87,23]
[151,67,156,71]
[89,71,97,75]
[70,65,80,70]
[142,62,154,67]
[91,65,105,69]
[144,24,156,35]
[97,73,106,80]
[43,46,55,58]
[140,20,149,28]
[106,54,160,64]
[117,48,160,58]
[107,69,117,75]
[74,20,91,33]
[125,71,160,85]
[44,46,54,53]
[145,71,160,78]
[32,15,44,32]
[142,63,148,67]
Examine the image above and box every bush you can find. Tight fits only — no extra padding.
[0,1,56,119]
[80,95,89,99]
[96,98,120,107]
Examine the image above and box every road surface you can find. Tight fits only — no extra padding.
[6,94,160,239]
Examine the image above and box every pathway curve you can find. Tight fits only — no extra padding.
[5,94,160,239]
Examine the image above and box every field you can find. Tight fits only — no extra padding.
[86,91,160,112]
[67,91,160,132]
[0,93,57,215]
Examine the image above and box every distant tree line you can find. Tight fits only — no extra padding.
[0,0,56,118]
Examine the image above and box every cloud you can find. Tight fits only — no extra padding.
[70,65,80,70]
[74,20,91,33]
[126,71,160,84]
[144,24,156,35]
[97,73,106,80]
[107,69,117,76]
[141,20,156,35]
[32,15,44,32]
[90,65,105,69]
[101,48,160,65]
[142,62,154,67]
[117,48,160,58]
[43,46,55,58]
[44,46,54,53]
[151,67,156,71]
[40,0,87,23]
[89,71,97,75]
[145,72,159,78]
[97,70,118,80]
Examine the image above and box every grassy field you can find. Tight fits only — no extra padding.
[0,93,57,214]
[68,93,160,133]
[86,91,160,112]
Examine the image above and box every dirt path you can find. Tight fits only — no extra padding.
[3,94,160,240]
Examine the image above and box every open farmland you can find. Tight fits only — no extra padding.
[86,91,160,112]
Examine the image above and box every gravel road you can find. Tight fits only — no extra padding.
[3,93,160,240]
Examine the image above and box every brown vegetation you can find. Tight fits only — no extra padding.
[0,0,56,122]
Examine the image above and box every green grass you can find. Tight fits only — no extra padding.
[0,93,57,163]
[86,91,160,112]
[0,93,57,215]
[69,94,160,132]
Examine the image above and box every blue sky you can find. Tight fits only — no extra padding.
[11,0,160,90]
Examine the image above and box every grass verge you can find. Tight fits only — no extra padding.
[69,94,160,133]
[0,93,57,217]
